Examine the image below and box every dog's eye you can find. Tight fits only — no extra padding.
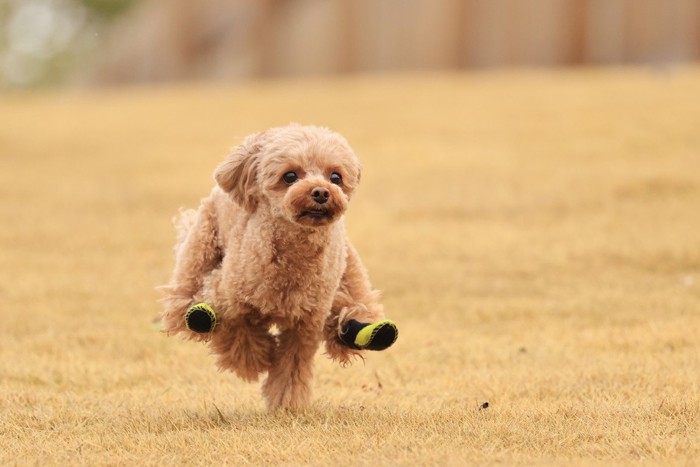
[282,171,298,185]
[330,172,342,185]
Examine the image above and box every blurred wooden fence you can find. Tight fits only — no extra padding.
[94,0,700,83]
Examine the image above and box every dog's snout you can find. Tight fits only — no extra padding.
[311,187,330,204]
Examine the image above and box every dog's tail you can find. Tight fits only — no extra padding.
[172,208,197,254]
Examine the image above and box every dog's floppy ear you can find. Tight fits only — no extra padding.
[214,131,266,212]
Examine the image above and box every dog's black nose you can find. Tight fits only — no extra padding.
[311,187,330,204]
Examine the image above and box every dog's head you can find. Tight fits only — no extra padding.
[214,124,361,228]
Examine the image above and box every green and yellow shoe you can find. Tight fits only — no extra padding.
[340,319,398,351]
[185,303,217,333]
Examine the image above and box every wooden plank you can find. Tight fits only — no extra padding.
[463,0,513,67]
[265,0,347,76]
[584,0,626,64]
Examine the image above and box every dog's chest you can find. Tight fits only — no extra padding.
[240,235,346,318]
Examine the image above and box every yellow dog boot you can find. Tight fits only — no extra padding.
[185,303,217,333]
[340,319,398,351]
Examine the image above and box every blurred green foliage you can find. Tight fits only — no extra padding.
[0,0,136,88]
[80,0,136,19]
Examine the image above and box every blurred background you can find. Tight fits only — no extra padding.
[2,0,699,88]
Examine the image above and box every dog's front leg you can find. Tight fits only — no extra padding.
[324,242,397,363]
[160,199,221,340]
[262,318,323,411]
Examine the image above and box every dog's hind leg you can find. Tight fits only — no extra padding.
[210,312,276,382]
[262,319,323,410]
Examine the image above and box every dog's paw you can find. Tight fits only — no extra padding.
[340,319,398,351]
[185,303,217,333]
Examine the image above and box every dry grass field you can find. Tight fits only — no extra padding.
[1,68,699,465]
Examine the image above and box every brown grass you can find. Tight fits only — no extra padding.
[1,68,699,465]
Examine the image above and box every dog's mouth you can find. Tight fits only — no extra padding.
[299,208,333,220]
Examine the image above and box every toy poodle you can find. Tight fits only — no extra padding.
[159,124,398,410]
